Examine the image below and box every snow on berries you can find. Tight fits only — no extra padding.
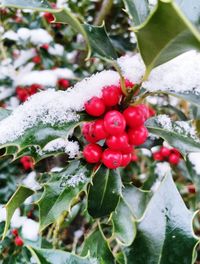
[83,81,150,169]
[153,146,181,165]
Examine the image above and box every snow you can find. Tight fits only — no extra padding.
[62,172,87,188]
[22,171,40,191]
[48,44,64,56]
[0,70,119,144]
[13,49,36,68]
[43,138,80,158]
[188,153,200,174]
[21,218,39,241]
[156,115,199,142]
[3,28,53,45]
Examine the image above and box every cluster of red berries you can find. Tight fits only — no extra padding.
[153,146,181,165]
[82,82,152,169]
[20,156,34,170]
[11,229,24,247]
[16,84,42,102]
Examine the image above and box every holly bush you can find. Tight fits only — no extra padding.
[0,0,200,263]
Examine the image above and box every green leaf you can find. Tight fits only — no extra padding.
[37,161,92,231]
[111,185,151,246]
[87,166,122,218]
[81,228,115,263]
[125,173,198,263]
[2,185,34,239]
[0,108,11,121]
[1,0,50,9]
[27,246,97,264]
[122,0,149,26]
[146,116,200,156]
[83,24,117,60]
[133,0,200,77]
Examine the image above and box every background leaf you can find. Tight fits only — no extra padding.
[2,185,34,239]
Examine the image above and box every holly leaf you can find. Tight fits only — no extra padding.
[2,185,34,239]
[83,24,117,60]
[111,185,151,246]
[146,116,200,156]
[87,166,122,218]
[1,0,50,9]
[122,0,149,26]
[0,108,11,121]
[132,0,200,78]
[81,228,115,263]
[37,161,92,231]
[124,173,198,263]
[27,246,97,264]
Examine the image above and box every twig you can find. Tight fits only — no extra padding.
[94,0,113,26]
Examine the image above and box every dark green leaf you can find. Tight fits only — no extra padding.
[27,246,97,264]
[146,116,200,156]
[2,185,34,239]
[37,161,91,231]
[134,0,200,77]
[81,228,115,263]
[87,166,122,218]
[123,0,149,26]
[125,173,198,264]
[84,24,117,60]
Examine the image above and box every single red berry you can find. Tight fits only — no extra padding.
[102,149,122,169]
[29,84,41,95]
[93,119,108,141]
[121,144,133,154]
[84,97,105,117]
[83,144,102,163]
[104,110,126,136]
[14,236,24,247]
[160,146,171,157]
[82,122,96,143]
[148,106,156,117]
[41,43,49,50]
[32,56,41,64]
[106,133,129,151]
[12,229,18,237]
[123,106,146,128]
[187,184,196,194]
[58,79,70,89]
[132,152,138,162]
[153,151,164,161]
[171,148,181,157]
[43,12,54,23]
[16,87,29,102]
[102,85,121,106]
[121,153,132,167]
[128,126,148,146]
[168,153,180,165]
[138,104,150,120]
[20,156,33,170]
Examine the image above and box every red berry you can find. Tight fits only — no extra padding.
[32,56,41,64]
[104,110,126,136]
[187,184,196,194]
[148,106,156,117]
[171,148,181,157]
[93,119,108,141]
[168,153,180,165]
[102,85,121,106]
[83,144,102,163]
[121,153,132,167]
[85,97,105,117]
[102,149,122,169]
[138,104,150,120]
[82,122,96,143]
[132,152,138,162]
[16,87,29,102]
[58,79,70,89]
[29,84,41,95]
[14,236,24,247]
[128,126,148,146]
[20,156,33,170]
[123,106,146,128]
[41,43,49,50]
[44,12,54,23]
[106,133,129,151]
[12,229,18,237]
[153,151,164,161]
[121,144,133,154]
[160,147,171,157]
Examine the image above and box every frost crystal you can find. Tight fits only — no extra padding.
[61,172,87,188]
[156,115,200,142]
[0,70,119,144]
[43,138,80,158]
